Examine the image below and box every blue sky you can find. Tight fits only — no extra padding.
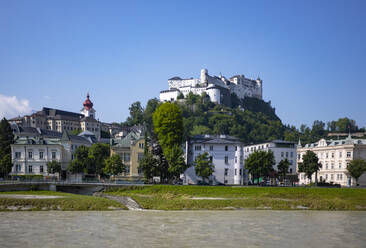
[0,0,365,128]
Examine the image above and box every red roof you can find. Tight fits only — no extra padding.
[83,93,93,110]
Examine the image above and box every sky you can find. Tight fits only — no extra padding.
[0,0,365,129]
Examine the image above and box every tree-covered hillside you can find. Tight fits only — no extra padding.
[121,93,365,145]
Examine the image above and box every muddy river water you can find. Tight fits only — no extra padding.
[0,210,365,248]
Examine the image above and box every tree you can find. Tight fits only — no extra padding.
[126,101,144,126]
[47,160,61,174]
[143,98,160,136]
[298,150,321,184]
[88,143,110,176]
[104,154,125,176]
[139,134,158,181]
[163,144,188,181]
[70,129,82,136]
[67,145,91,174]
[153,102,184,149]
[277,159,290,182]
[177,92,184,100]
[245,150,275,184]
[194,152,215,183]
[347,159,366,186]
[0,118,14,178]
[0,154,12,179]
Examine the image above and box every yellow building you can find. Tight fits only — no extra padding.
[110,131,145,179]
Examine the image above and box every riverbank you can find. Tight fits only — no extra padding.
[105,185,366,210]
[0,191,127,211]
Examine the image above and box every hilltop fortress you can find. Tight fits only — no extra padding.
[160,69,263,105]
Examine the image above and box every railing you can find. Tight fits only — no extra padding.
[0,179,145,185]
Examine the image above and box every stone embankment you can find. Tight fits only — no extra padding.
[94,192,143,210]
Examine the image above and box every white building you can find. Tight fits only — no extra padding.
[183,135,245,185]
[297,135,366,186]
[244,140,297,182]
[10,128,92,178]
[160,69,263,105]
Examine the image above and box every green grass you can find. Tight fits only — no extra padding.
[0,191,127,211]
[105,185,366,211]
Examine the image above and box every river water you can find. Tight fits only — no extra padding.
[0,210,365,248]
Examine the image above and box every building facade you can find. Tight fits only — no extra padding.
[244,140,297,181]
[160,69,263,105]
[8,94,106,140]
[184,135,245,185]
[10,128,92,178]
[110,129,145,179]
[297,136,366,186]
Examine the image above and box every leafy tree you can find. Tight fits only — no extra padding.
[191,125,212,136]
[0,154,12,179]
[163,144,188,181]
[70,129,82,136]
[277,159,290,182]
[177,92,184,99]
[153,102,184,149]
[347,159,366,186]
[139,137,159,181]
[67,145,92,174]
[100,130,111,138]
[104,154,125,176]
[47,160,61,174]
[126,101,144,126]
[194,152,215,183]
[143,98,160,136]
[298,150,321,184]
[88,143,110,176]
[0,118,14,178]
[245,150,275,184]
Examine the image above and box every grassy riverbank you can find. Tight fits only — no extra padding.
[105,185,366,211]
[0,191,127,211]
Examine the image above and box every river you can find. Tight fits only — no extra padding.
[0,210,365,248]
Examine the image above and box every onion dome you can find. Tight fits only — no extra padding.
[83,93,93,110]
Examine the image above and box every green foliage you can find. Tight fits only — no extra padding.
[245,150,275,183]
[143,98,160,136]
[46,160,61,174]
[194,152,215,182]
[327,117,358,132]
[278,158,290,181]
[104,154,125,176]
[67,145,91,174]
[347,159,366,185]
[126,101,144,126]
[163,144,188,180]
[70,129,82,136]
[153,102,184,149]
[177,92,184,99]
[88,143,110,175]
[191,125,212,136]
[100,130,111,138]
[298,150,321,182]
[0,118,14,178]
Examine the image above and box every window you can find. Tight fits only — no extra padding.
[195,145,201,151]
[290,168,293,173]
[28,152,33,159]
[235,146,237,151]
[235,169,237,176]
[137,153,144,162]
[326,153,328,158]
[290,152,293,158]
[330,174,334,180]
[40,165,44,173]
[15,152,21,159]
[325,174,328,180]
[28,165,33,173]
[209,145,213,151]
[240,169,242,176]
[138,143,144,149]
[39,151,44,159]
[326,163,328,170]
[347,152,351,158]
[52,152,56,160]
[286,152,288,158]
[339,152,342,158]
[16,164,21,172]
[224,168,228,176]
[340,174,343,180]
[123,153,130,162]
[339,163,342,169]
[125,165,130,174]
[298,154,300,160]
[281,152,284,157]
[331,153,335,158]
[235,156,237,163]
[225,156,229,164]
[331,163,334,169]
[225,146,228,151]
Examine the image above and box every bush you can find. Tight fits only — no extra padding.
[13,175,44,181]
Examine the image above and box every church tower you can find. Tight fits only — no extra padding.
[81,93,96,119]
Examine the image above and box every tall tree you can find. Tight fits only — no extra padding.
[277,159,290,182]
[163,144,188,181]
[153,102,184,149]
[143,98,160,136]
[126,101,144,126]
[139,137,159,181]
[104,154,125,176]
[245,150,275,184]
[88,143,110,176]
[194,152,215,183]
[347,159,366,186]
[67,145,92,174]
[298,150,321,184]
[0,118,14,178]
[47,160,62,174]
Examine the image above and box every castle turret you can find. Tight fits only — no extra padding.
[200,68,208,84]
[81,93,96,119]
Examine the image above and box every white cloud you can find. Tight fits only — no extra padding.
[0,94,32,119]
